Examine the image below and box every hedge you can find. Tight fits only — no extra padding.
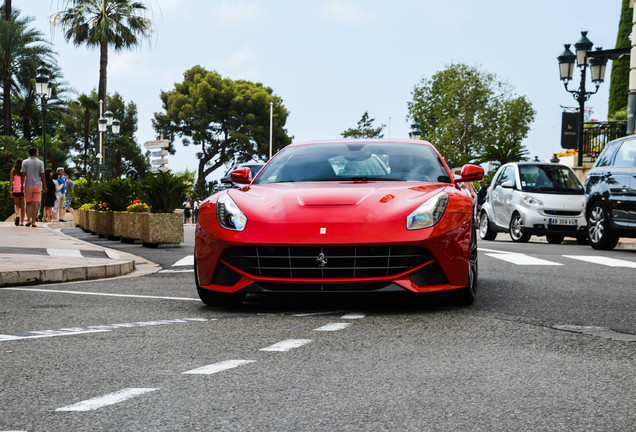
[0,182,14,221]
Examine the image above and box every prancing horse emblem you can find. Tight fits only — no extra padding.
[316,252,328,268]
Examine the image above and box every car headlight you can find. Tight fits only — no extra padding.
[406,191,449,230]
[217,193,247,231]
[521,194,543,206]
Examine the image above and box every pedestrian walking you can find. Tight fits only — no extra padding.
[193,198,200,224]
[57,167,68,221]
[184,201,192,224]
[20,147,47,227]
[9,159,25,226]
[43,169,57,222]
[64,176,75,220]
[51,172,63,221]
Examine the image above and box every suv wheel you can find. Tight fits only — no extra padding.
[587,202,619,250]
[509,213,531,243]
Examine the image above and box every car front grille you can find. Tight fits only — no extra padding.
[222,245,433,279]
[544,210,581,216]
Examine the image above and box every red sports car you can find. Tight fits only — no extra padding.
[194,139,484,306]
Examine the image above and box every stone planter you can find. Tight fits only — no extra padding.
[112,211,126,239]
[121,212,143,243]
[140,212,184,246]
[87,210,97,233]
[95,211,114,237]
[75,209,82,228]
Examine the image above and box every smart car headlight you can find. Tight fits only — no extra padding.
[521,194,543,206]
[216,193,247,231]
[406,191,449,230]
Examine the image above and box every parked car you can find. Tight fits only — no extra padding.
[479,162,587,244]
[213,162,264,192]
[584,135,636,250]
[194,139,484,307]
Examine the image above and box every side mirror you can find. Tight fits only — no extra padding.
[230,167,252,184]
[501,180,515,188]
[455,164,484,183]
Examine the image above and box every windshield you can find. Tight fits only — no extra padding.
[253,142,452,184]
[518,164,583,194]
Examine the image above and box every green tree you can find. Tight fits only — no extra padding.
[52,0,152,105]
[342,111,385,138]
[608,0,631,119]
[407,63,535,166]
[59,91,149,178]
[0,9,54,135]
[477,97,534,167]
[153,66,292,191]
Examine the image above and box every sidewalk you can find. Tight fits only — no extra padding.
[0,213,159,287]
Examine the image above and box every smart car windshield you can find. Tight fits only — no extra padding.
[253,142,451,184]
[518,164,583,194]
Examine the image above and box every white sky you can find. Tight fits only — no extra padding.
[22,0,623,179]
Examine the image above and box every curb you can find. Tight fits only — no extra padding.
[0,260,135,287]
[0,223,159,287]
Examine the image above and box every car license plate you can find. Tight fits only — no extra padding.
[548,218,578,226]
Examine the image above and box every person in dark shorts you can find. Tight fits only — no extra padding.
[43,169,57,222]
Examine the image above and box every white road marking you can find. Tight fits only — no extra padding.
[0,318,214,342]
[46,248,83,257]
[172,255,194,267]
[553,325,636,342]
[292,310,348,317]
[158,269,194,273]
[2,287,199,301]
[259,339,312,352]
[314,323,351,332]
[182,359,256,375]
[56,388,159,412]
[563,255,636,268]
[485,253,562,266]
[341,313,365,320]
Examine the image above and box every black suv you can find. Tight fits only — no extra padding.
[584,136,636,249]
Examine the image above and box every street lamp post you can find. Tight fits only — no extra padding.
[409,121,422,140]
[558,31,608,167]
[98,110,121,179]
[35,64,53,221]
[34,64,52,169]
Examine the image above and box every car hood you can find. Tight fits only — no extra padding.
[229,181,456,215]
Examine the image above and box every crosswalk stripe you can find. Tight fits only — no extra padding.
[259,339,312,352]
[563,255,636,268]
[172,255,194,267]
[56,388,159,412]
[485,253,562,266]
[182,360,256,375]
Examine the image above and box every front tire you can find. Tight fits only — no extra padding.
[455,223,478,306]
[509,213,531,243]
[587,202,619,250]
[479,211,497,241]
[195,258,245,307]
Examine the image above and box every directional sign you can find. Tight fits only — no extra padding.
[150,149,168,158]
[144,139,169,149]
[151,166,169,173]
[151,158,167,166]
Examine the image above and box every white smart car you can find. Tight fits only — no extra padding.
[479,162,587,244]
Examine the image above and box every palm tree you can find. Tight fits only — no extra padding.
[76,94,99,175]
[52,0,152,105]
[0,10,54,135]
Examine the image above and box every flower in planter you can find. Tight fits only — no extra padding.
[99,202,110,212]
[79,202,97,210]
[127,200,151,212]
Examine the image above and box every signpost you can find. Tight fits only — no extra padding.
[144,139,169,173]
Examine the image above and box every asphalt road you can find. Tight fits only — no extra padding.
[1,229,634,431]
